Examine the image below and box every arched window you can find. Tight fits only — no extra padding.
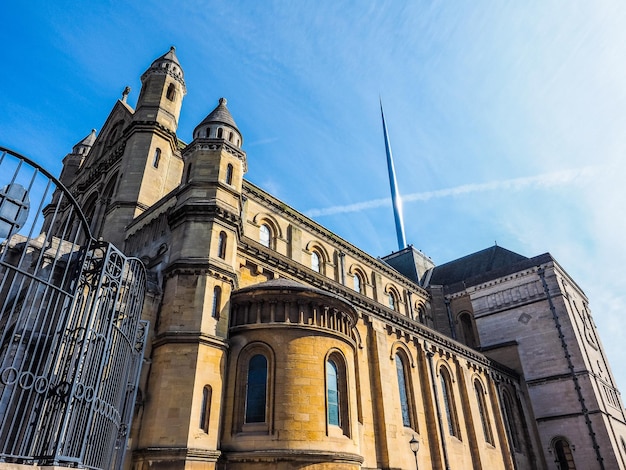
[211,286,221,319]
[388,291,397,311]
[552,437,576,469]
[326,352,349,436]
[460,312,478,348]
[229,131,234,142]
[416,303,426,323]
[225,163,234,185]
[166,83,176,101]
[440,367,460,438]
[353,273,361,293]
[245,354,268,423]
[200,385,212,433]
[217,128,224,139]
[259,224,271,248]
[395,352,413,428]
[152,148,161,168]
[311,251,320,273]
[474,379,494,445]
[217,231,227,259]
[502,389,521,452]
[327,359,340,426]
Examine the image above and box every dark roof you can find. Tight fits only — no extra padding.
[153,46,181,67]
[428,245,529,287]
[198,97,239,130]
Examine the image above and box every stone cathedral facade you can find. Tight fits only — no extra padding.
[37,48,626,469]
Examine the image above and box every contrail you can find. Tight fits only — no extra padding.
[305,167,596,217]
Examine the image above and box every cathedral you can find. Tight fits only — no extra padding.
[2,47,626,470]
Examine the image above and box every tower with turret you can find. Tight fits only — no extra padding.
[100,46,186,246]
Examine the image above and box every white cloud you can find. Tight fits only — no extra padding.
[306,166,596,217]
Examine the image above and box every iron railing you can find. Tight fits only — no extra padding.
[0,146,147,469]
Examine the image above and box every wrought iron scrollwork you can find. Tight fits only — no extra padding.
[0,146,147,470]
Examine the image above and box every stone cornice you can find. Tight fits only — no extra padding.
[168,200,240,230]
[222,449,364,464]
[152,331,228,350]
[134,446,220,462]
[163,260,237,286]
[182,139,247,171]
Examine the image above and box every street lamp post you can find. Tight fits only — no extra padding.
[409,435,419,470]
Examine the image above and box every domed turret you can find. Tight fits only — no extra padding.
[140,46,185,90]
[193,97,243,148]
[134,46,186,131]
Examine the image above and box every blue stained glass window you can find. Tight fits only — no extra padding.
[396,354,411,427]
[245,355,267,423]
[327,359,340,426]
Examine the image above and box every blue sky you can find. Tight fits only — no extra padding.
[2,1,626,396]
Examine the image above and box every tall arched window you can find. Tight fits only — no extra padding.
[353,273,361,293]
[245,355,268,423]
[474,379,494,445]
[229,131,234,142]
[217,231,227,259]
[553,437,576,469]
[460,312,477,348]
[388,291,397,311]
[502,389,521,452]
[395,352,412,428]
[225,163,234,185]
[326,352,349,436]
[166,83,176,101]
[217,128,224,139]
[440,367,460,438]
[259,224,271,247]
[200,385,212,433]
[211,286,221,319]
[152,148,161,168]
[327,359,340,426]
[311,251,320,273]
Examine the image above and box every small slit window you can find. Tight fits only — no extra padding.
[211,286,221,319]
[217,231,227,259]
[200,385,212,433]
[229,131,234,142]
[152,148,161,168]
[217,128,223,139]
[226,164,234,185]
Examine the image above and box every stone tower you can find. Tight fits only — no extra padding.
[134,98,247,468]
[100,47,186,246]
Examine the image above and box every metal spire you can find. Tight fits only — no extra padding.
[380,98,407,250]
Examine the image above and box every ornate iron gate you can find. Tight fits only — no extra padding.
[0,146,147,469]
